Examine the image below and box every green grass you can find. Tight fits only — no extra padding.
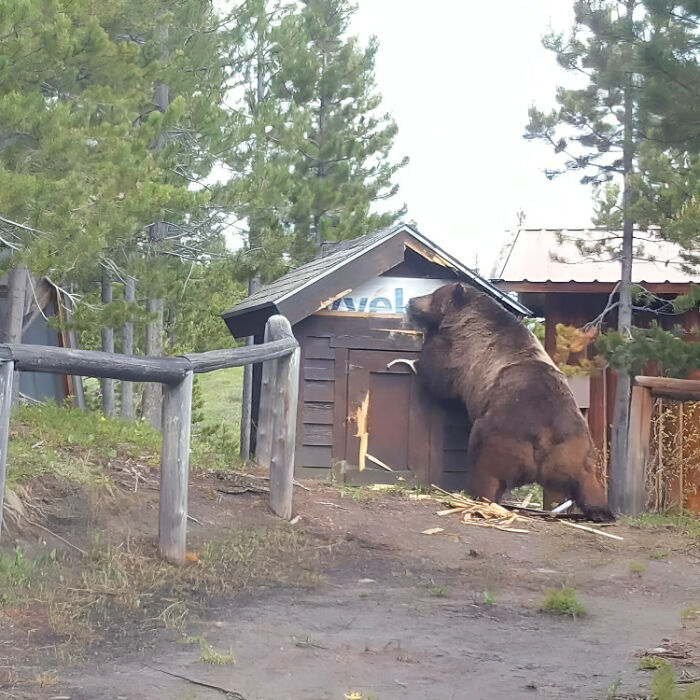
[624,513,700,541]
[640,656,669,671]
[195,367,243,432]
[8,403,161,487]
[648,665,700,700]
[540,587,587,617]
[630,561,647,575]
[191,367,244,470]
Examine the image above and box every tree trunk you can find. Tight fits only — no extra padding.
[142,297,164,430]
[121,275,136,420]
[609,4,635,514]
[5,265,27,407]
[64,289,86,411]
[100,273,116,417]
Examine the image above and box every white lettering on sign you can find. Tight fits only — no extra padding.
[329,277,455,314]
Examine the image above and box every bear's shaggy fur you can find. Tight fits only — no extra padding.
[408,282,614,522]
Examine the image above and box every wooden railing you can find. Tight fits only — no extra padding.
[0,314,300,565]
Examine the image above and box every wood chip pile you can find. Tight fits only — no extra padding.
[429,486,534,534]
[420,485,624,541]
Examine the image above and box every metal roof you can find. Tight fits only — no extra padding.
[493,228,698,284]
[223,223,531,337]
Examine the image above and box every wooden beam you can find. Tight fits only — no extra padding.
[634,376,700,402]
[0,361,13,542]
[495,281,692,295]
[158,370,193,565]
[0,344,190,384]
[255,322,276,470]
[0,340,298,384]
[183,338,298,373]
[265,316,300,520]
[625,384,653,516]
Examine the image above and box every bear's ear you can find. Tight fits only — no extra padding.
[452,282,470,306]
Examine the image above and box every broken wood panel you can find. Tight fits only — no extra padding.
[303,380,334,403]
[407,371,432,484]
[302,423,333,446]
[301,403,334,425]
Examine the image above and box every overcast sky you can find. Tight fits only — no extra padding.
[352,1,594,274]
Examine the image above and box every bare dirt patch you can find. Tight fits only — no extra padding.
[2,472,699,700]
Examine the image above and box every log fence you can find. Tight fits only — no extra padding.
[0,315,300,565]
[625,376,700,516]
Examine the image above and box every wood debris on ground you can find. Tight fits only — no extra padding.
[427,485,623,540]
[430,486,533,534]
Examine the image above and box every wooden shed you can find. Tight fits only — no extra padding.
[223,223,529,489]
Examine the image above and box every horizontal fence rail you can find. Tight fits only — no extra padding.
[0,315,301,566]
[0,336,299,384]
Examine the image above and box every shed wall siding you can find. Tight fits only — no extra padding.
[295,331,336,478]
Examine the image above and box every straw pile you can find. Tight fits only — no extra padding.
[430,486,534,534]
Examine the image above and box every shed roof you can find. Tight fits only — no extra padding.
[492,228,698,285]
[223,223,530,337]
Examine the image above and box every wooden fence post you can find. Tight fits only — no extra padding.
[158,370,193,565]
[0,361,14,541]
[625,384,653,516]
[264,316,299,520]
[100,273,116,417]
[255,321,276,469]
[121,275,136,420]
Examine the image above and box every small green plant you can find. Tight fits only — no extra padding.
[630,561,647,576]
[183,635,236,665]
[649,664,700,700]
[483,591,496,605]
[681,607,700,626]
[540,587,587,617]
[426,581,449,598]
[640,656,669,671]
[606,678,622,699]
[0,546,57,603]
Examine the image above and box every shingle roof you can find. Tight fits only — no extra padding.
[493,228,698,284]
[222,223,530,337]
[228,224,401,316]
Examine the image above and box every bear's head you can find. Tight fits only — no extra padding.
[407,282,477,329]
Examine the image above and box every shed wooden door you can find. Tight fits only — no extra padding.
[345,349,433,483]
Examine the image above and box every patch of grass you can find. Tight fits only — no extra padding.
[183,635,236,665]
[8,403,160,487]
[40,526,320,643]
[426,581,449,598]
[640,656,669,671]
[508,483,543,507]
[649,550,670,560]
[649,664,700,700]
[0,546,57,604]
[190,367,244,471]
[624,513,700,541]
[681,607,700,625]
[630,561,647,576]
[540,587,587,618]
[337,485,380,502]
[483,591,496,605]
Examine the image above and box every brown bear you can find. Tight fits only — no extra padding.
[408,282,614,522]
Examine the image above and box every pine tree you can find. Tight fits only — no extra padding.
[525,0,649,513]
[276,0,407,261]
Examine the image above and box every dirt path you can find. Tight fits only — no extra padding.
[6,482,700,700]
